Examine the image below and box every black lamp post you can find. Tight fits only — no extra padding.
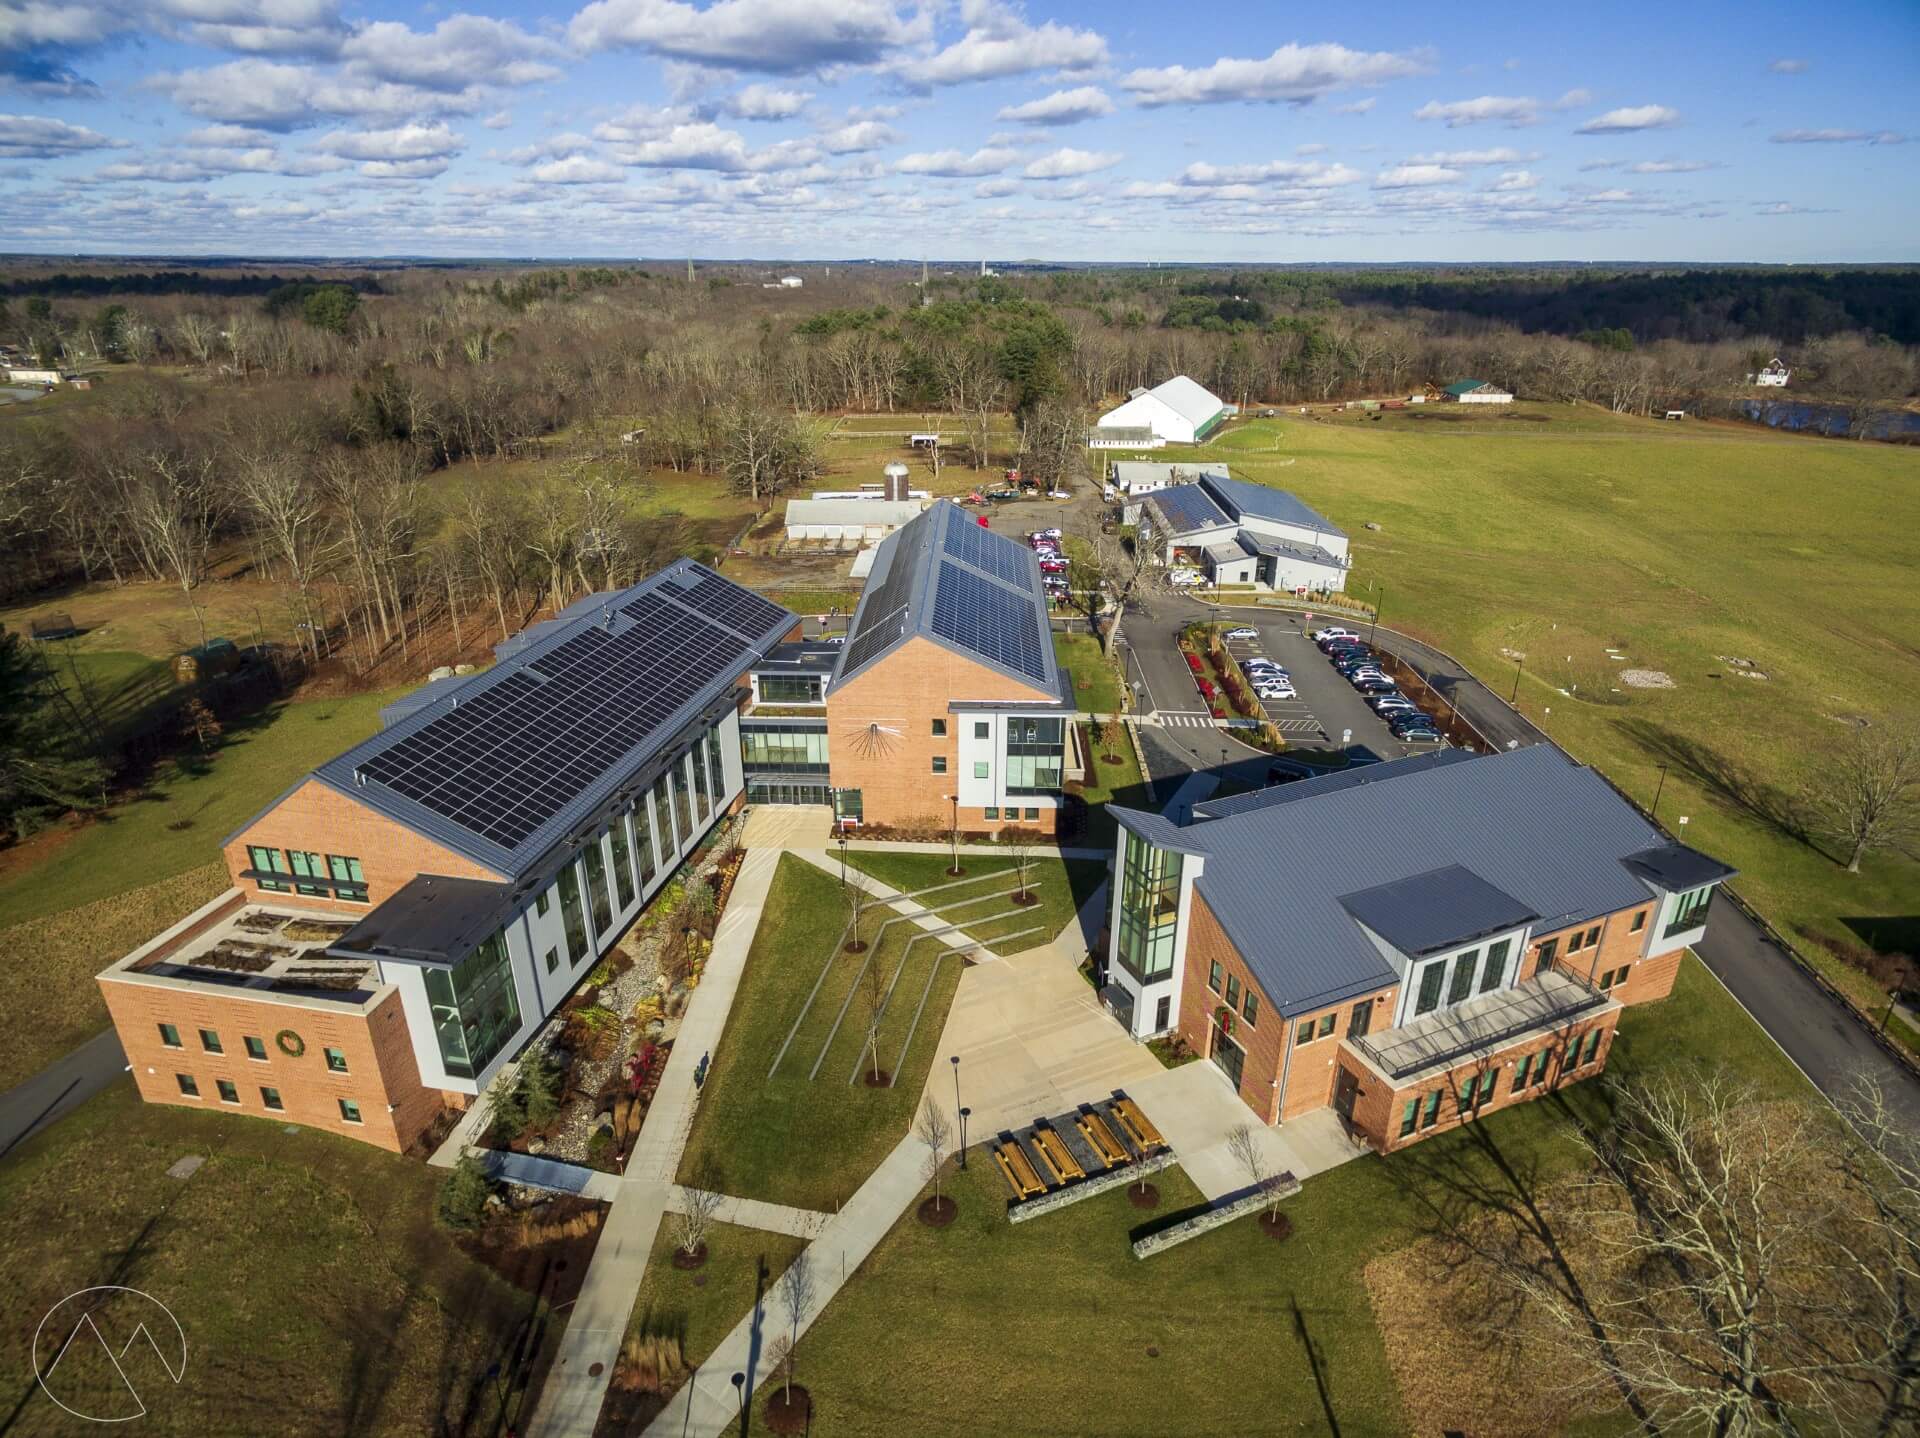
[837,826,848,887]
[1510,654,1524,704]
[959,1105,971,1166]
[1368,584,1384,647]
[1651,764,1669,820]
[731,1372,746,1433]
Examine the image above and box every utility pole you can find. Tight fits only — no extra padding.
[686,256,694,283]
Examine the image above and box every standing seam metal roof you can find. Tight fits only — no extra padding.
[1198,473,1347,537]
[1112,746,1735,1017]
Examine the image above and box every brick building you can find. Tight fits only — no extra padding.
[99,562,798,1152]
[1101,747,1733,1151]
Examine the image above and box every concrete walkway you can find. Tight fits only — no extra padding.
[527,846,783,1438]
[0,1028,126,1163]
[664,1188,830,1241]
[481,1149,624,1203]
[842,837,1114,861]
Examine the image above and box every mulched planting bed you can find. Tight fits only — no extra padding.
[1126,1183,1161,1209]
[670,1244,708,1270]
[1260,1212,1294,1241]
[763,1385,812,1435]
[917,1196,957,1228]
[861,1069,892,1088]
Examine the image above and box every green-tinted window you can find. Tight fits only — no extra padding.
[535,892,551,918]
[1225,974,1241,1010]
[691,739,712,820]
[1536,937,1558,968]
[1515,1054,1532,1089]
[1421,1090,1442,1128]
[287,850,328,897]
[983,806,998,820]
[326,854,367,903]
[1399,1100,1418,1138]
[1317,1013,1335,1038]
[1459,1074,1478,1109]
[338,1099,362,1124]
[261,1087,283,1111]
[582,840,613,936]
[1583,1029,1604,1066]
[707,727,727,804]
[1481,939,1511,994]
[1117,830,1184,984]
[199,1028,222,1054]
[834,789,864,824]
[1479,1068,1499,1105]
[1415,961,1446,1016]
[671,761,693,843]
[1242,991,1259,1027]
[216,1079,239,1104]
[248,845,289,893]
[1296,1022,1314,1045]
[423,928,523,1081]
[323,1046,348,1073]
[653,779,677,858]
[158,1023,181,1048]
[176,1073,198,1097]
[632,799,658,887]
[557,864,590,966]
[1447,950,1480,1005]
[931,756,948,774]
[243,1035,267,1061]
[609,822,637,910]
[1208,960,1223,993]
[1665,886,1713,937]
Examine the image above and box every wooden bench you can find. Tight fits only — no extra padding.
[1031,1126,1085,1185]
[1112,1097,1167,1153]
[1076,1111,1130,1169]
[995,1140,1046,1199]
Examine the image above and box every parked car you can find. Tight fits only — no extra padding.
[1369,697,1418,715]
[1243,664,1288,679]
[1169,569,1204,587]
[1312,627,1358,643]
[1353,677,1397,695]
[1389,713,1442,737]
[1223,627,1259,641]
[1255,685,1296,700]
[1031,528,1062,540]
[1333,656,1381,676]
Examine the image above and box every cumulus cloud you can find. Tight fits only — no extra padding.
[899,1,1107,88]
[1490,169,1538,191]
[973,177,1017,197]
[1022,146,1120,178]
[604,120,751,170]
[568,0,928,74]
[1122,42,1426,108]
[1333,97,1375,115]
[482,110,512,130]
[1627,158,1713,173]
[1576,104,1681,134]
[996,86,1113,126]
[145,57,499,128]
[1770,128,1905,145]
[1768,59,1808,74]
[312,121,466,162]
[1407,146,1533,166]
[1178,158,1360,188]
[1417,93,1554,128]
[339,15,562,92]
[820,119,896,153]
[1374,162,1461,188]
[0,112,125,157]
[895,145,1016,176]
[723,83,812,119]
[530,155,626,183]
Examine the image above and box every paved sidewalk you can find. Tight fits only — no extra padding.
[527,847,782,1438]
[0,1028,126,1163]
[665,1188,830,1241]
[480,1150,624,1203]
[841,837,1113,861]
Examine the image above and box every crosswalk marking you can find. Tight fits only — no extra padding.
[1155,711,1217,729]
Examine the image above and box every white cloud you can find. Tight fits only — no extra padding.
[1123,42,1426,108]
[604,120,750,170]
[900,2,1106,88]
[1627,158,1713,173]
[1178,158,1360,188]
[482,110,512,130]
[1576,104,1681,134]
[1770,128,1905,145]
[0,112,125,157]
[530,155,626,183]
[1022,146,1120,178]
[1333,97,1375,115]
[314,121,465,162]
[358,156,450,179]
[724,83,812,119]
[567,0,927,74]
[1489,169,1537,191]
[1375,162,1461,188]
[1295,142,1327,155]
[820,119,895,153]
[183,122,276,148]
[1416,95,1536,128]
[1768,58,1808,74]
[996,86,1113,126]
[895,145,1016,176]
[145,57,495,127]
[973,177,1017,197]
[1407,146,1533,166]
[339,15,562,92]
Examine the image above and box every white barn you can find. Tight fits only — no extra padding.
[1442,379,1513,404]
[1094,375,1228,446]
[784,498,925,544]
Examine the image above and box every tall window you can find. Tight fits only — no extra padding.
[652,780,676,859]
[581,840,613,935]
[739,727,829,772]
[556,864,590,966]
[691,740,712,820]
[287,850,329,897]
[706,726,728,803]
[327,855,367,903]
[608,822,636,910]
[247,845,289,892]
[1515,1053,1533,1088]
[1480,938,1511,995]
[632,799,658,887]
[1420,1090,1442,1129]
[1006,716,1065,795]
[1116,830,1182,982]
[1447,950,1480,1005]
[1414,961,1446,1016]
[1665,886,1713,937]
[757,673,822,704]
[670,760,693,842]
[423,928,523,1080]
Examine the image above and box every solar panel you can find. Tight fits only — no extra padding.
[930,560,1046,684]
[670,572,790,640]
[941,516,1033,588]
[837,529,923,678]
[1150,484,1230,534]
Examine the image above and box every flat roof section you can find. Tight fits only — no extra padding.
[332,874,517,967]
[1339,864,1540,958]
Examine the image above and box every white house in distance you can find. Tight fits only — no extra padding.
[1749,357,1791,387]
[1442,379,1513,404]
[1136,472,1351,592]
[1089,375,1228,447]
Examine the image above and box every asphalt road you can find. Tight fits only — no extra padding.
[0,1028,126,1163]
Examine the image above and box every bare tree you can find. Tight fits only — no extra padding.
[120,448,227,647]
[859,932,888,1084]
[672,1182,724,1260]
[1225,1123,1284,1220]
[916,1097,953,1209]
[230,447,338,662]
[776,1250,815,1400]
[1001,833,1035,903]
[1804,720,1920,873]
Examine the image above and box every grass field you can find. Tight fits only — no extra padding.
[1072,720,1152,848]
[1053,630,1120,714]
[0,1083,558,1436]
[1139,404,1920,1030]
[777,954,1811,1437]
[624,1220,807,1377]
[838,851,1106,958]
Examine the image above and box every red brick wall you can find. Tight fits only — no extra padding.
[1178,895,1287,1121]
[1524,901,1678,1006]
[222,778,506,915]
[1277,986,1401,1123]
[100,976,448,1153]
[826,634,1061,835]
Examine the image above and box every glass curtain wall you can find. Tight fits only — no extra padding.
[706,727,728,803]
[632,799,658,886]
[653,780,677,861]
[582,840,613,935]
[424,929,523,1079]
[1006,716,1065,794]
[1116,830,1182,982]
[609,821,636,909]
[556,864,590,966]
[691,741,711,820]
[671,760,693,839]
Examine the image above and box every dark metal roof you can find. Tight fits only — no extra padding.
[1339,864,1540,958]
[1235,531,1346,568]
[1621,842,1737,892]
[330,874,515,968]
[1113,745,1735,1017]
[829,501,1063,701]
[1198,473,1347,538]
[1143,484,1232,536]
[754,641,841,676]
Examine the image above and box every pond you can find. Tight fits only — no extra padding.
[1739,398,1920,441]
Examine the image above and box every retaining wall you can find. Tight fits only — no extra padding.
[1130,1173,1301,1258]
[1007,1151,1176,1224]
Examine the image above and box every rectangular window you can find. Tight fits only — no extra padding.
[1479,1069,1499,1105]
[1597,967,1617,991]
[1399,1100,1418,1138]
[1582,1029,1604,1066]
[608,821,637,910]
[199,1028,222,1055]
[243,1035,267,1061]
[706,727,728,806]
[1447,950,1480,1005]
[216,1079,239,1104]
[1533,1053,1551,1087]
[176,1073,199,1097]
[1664,886,1713,937]
[1585,925,1601,949]
[983,806,998,820]
[1630,909,1647,933]
[1025,807,1039,821]
[326,854,367,903]
[1242,992,1259,1027]
[653,780,677,860]
[691,738,712,821]
[424,927,524,1082]
[1117,830,1184,984]
[1225,974,1241,1010]
[158,1023,181,1048]
[671,760,693,842]
[543,946,559,975]
[1317,1013,1335,1039]
[972,761,988,779]
[930,756,947,774]
[581,840,614,936]
[1296,1021,1314,1045]
[931,718,947,737]
[1514,1054,1532,1089]
[323,1046,348,1074]
[1459,1074,1478,1109]
[288,849,329,897]
[1480,939,1511,994]
[1208,960,1224,994]
[1415,961,1446,1017]
[535,892,551,918]
[756,673,822,704]
[260,1086,283,1111]
[557,863,590,966]
[1537,937,1558,968]
[631,798,658,887]
[1565,930,1584,955]
[338,1099,362,1124]
[247,844,290,893]
[974,722,989,739]
[1420,1090,1443,1129]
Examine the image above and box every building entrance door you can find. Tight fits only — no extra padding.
[1333,1067,1360,1126]
[1211,1030,1245,1090]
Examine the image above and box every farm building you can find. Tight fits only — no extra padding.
[1093,376,1228,446]
[784,497,926,544]
[1136,473,1350,592]
[1085,424,1160,450]
[1442,380,1513,404]
[1749,357,1791,387]
[1109,460,1229,508]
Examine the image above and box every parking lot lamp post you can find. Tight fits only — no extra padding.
[960,1106,971,1166]
[731,1372,745,1431]
[1651,764,1669,821]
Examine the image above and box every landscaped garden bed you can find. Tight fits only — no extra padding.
[1178,624,1287,753]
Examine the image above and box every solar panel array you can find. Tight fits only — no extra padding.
[1150,484,1231,534]
[839,522,926,676]
[930,559,1047,684]
[940,515,1033,588]
[357,569,784,855]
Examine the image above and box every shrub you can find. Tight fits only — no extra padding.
[437,1153,492,1229]
[614,1332,688,1395]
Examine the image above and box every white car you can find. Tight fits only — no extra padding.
[1256,685,1296,700]
[1168,568,1204,587]
[1313,626,1358,642]
[1224,627,1259,641]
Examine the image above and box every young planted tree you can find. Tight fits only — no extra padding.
[859,931,889,1085]
[672,1181,724,1265]
[776,1251,814,1399]
[1804,718,1920,873]
[916,1096,953,1216]
[1002,834,1036,904]
[1226,1123,1288,1233]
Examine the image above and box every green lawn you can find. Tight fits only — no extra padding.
[778,954,1810,1436]
[839,850,1107,957]
[1053,630,1120,714]
[677,855,967,1210]
[625,1220,807,1376]
[1167,405,1920,1040]
[1071,720,1152,849]
[0,1083,561,1436]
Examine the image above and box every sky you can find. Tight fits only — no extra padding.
[0,0,1914,262]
